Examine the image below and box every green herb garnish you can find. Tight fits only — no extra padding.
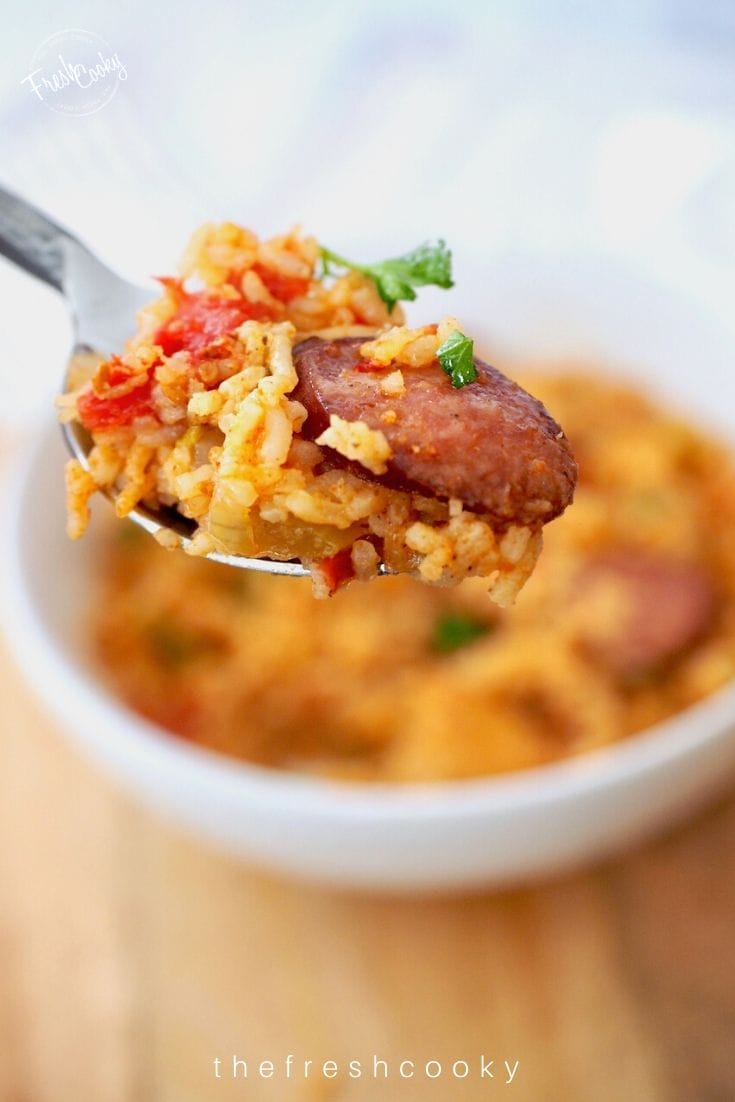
[145,620,224,670]
[320,240,453,312]
[431,613,492,653]
[436,329,477,388]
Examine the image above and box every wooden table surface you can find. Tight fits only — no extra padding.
[2,633,735,1102]
[0,395,733,1102]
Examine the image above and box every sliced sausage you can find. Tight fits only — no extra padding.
[574,550,715,679]
[292,337,577,527]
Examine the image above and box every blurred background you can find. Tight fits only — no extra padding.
[1,2,735,1100]
[2,0,735,423]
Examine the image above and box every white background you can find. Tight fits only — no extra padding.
[1,0,734,427]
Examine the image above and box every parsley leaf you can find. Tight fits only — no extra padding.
[436,329,477,388]
[431,613,493,653]
[320,240,453,312]
[145,619,225,670]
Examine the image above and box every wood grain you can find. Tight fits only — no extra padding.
[1,639,734,1101]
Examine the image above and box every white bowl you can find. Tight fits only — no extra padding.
[5,249,735,891]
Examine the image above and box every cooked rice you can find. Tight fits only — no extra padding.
[315,415,392,476]
[379,370,406,397]
[91,371,735,781]
[61,223,540,601]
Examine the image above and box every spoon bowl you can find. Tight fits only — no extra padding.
[0,185,311,577]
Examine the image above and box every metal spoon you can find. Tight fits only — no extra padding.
[0,185,310,576]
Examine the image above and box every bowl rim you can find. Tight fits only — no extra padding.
[5,415,735,826]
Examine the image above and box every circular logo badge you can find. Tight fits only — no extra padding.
[23,29,126,117]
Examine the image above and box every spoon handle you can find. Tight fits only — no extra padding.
[0,185,76,292]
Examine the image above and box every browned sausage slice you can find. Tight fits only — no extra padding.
[574,551,715,679]
[292,337,577,527]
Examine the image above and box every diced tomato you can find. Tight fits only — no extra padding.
[252,263,309,303]
[154,280,274,358]
[78,377,155,430]
[316,547,355,595]
[77,353,158,431]
[107,361,137,387]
